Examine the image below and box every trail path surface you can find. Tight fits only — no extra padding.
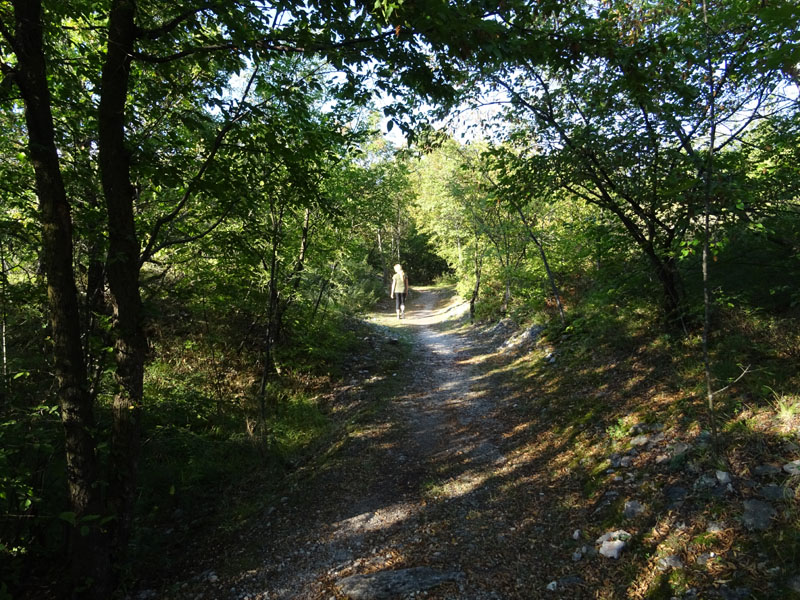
[164,288,565,600]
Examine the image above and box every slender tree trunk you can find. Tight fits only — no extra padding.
[1,239,7,404]
[273,208,311,342]
[80,188,109,399]
[645,249,685,331]
[377,230,388,284]
[470,236,482,323]
[702,0,720,453]
[311,262,338,325]
[259,200,284,416]
[600,200,687,329]
[512,202,566,325]
[97,0,147,569]
[84,244,107,398]
[10,1,110,594]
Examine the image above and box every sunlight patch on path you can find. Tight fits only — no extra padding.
[332,502,417,535]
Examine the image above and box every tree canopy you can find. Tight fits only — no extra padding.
[0,0,798,597]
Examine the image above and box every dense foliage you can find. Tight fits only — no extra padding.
[0,0,797,597]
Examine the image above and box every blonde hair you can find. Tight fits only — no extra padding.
[394,264,403,273]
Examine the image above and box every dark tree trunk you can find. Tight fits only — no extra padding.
[311,262,338,325]
[470,236,482,323]
[10,1,111,594]
[97,0,146,568]
[645,248,685,329]
[259,200,284,416]
[0,239,8,403]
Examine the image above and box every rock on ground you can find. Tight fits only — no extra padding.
[599,540,626,559]
[336,567,463,600]
[783,459,800,475]
[741,499,776,531]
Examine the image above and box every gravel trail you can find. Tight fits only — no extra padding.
[161,288,513,600]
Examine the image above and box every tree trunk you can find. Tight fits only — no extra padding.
[470,236,482,323]
[512,202,566,325]
[377,230,388,284]
[311,262,338,326]
[648,251,686,330]
[701,0,720,453]
[97,0,147,569]
[1,239,8,403]
[10,1,111,594]
[273,208,311,342]
[258,200,284,416]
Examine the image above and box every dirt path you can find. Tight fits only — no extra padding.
[163,287,528,599]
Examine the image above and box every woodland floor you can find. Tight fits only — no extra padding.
[147,287,800,600]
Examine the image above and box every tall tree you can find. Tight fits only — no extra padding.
[0,0,451,594]
[2,1,111,591]
[443,0,798,326]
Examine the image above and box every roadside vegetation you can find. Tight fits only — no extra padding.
[1,0,798,598]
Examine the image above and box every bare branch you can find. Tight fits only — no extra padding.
[713,365,752,397]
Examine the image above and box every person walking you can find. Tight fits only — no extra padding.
[390,263,409,319]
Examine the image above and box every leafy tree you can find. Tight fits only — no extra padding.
[0,0,453,594]
[448,0,798,327]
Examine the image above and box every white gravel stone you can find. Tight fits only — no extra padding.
[783,460,800,476]
[599,540,626,559]
[595,529,631,544]
[716,470,732,484]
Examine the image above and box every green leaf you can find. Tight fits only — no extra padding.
[59,512,77,526]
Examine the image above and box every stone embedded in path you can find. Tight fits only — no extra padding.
[623,500,645,519]
[671,442,691,457]
[783,459,800,476]
[761,483,793,501]
[596,530,631,544]
[664,485,688,508]
[716,470,732,484]
[596,530,631,559]
[741,499,776,531]
[599,540,626,559]
[657,555,684,571]
[717,585,752,600]
[336,567,462,599]
[546,576,585,591]
[753,464,781,477]
[630,435,650,447]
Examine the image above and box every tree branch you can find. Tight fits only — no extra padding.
[135,4,217,41]
[139,65,260,265]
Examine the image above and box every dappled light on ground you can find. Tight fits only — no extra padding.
[153,287,800,600]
